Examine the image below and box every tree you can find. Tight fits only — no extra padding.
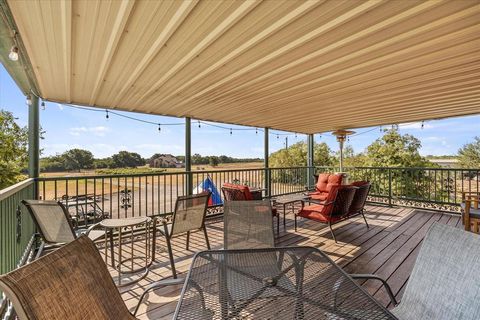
[349,128,437,200]
[0,110,28,188]
[269,141,335,168]
[458,137,480,169]
[209,156,219,167]
[360,128,432,168]
[111,151,145,168]
[40,154,65,172]
[62,149,94,172]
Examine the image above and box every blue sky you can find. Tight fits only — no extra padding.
[1,65,479,159]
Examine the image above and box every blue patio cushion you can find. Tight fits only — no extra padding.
[392,223,480,320]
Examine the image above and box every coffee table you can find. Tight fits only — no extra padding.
[100,217,155,286]
[274,194,310,230]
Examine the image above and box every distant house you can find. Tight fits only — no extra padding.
[149,154,184,168]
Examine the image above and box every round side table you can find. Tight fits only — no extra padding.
[100,217,155,286]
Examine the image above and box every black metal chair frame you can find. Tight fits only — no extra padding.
[158,192,211,278]
[296,185,369,242]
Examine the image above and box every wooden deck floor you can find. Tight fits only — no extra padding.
[114,204,461,319]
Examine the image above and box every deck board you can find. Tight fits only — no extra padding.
[105,205,460,319]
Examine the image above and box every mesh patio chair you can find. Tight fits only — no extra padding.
[21,200,104,257]
[223,200,275,249]
[351,222,480,320]
[0,236,183,320]
[222,183,280,233]
[222,201,294,305]
[158,192,211,278]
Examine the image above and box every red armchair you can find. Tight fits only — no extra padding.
[308,173,343,203]
[297,183,369,242]
[221,183,279,232]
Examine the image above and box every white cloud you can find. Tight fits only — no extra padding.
[399,122,433,130]
[69,126,109,137]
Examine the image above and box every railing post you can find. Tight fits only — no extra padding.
[28,95,40,179]
[307,134,315,189]
[264,128,271,197]
[185,117,193,195]
[388,168,392,207]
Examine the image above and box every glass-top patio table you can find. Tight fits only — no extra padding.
[174,246,397,319]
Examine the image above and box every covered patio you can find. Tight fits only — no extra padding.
[0,0,479,319]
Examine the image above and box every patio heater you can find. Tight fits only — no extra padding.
[332,129,355,173]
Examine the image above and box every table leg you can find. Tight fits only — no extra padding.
[109,229,115,267]
[283,203,286,230]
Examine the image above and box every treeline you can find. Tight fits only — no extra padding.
[40,149,262,172]
[190,154,262,166]
[41,149,145,172]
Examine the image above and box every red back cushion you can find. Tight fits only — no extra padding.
[315,174,330,192]
[316,174,343,192]
[326,174,343,192]
[222,183,253,200]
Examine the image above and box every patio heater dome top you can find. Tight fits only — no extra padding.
[332,130,355,142]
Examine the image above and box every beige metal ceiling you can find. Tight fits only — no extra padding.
[6,0,480,134]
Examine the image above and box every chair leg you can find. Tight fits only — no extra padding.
[165,237,177,279]
[277,214,280,235]
[186,231,190,250]
[361,210,369,228]
[203,226,211,250]
[329,221,337,243]
[294,214,297,232]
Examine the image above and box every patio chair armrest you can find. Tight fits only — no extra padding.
[349,274,398,306]
[133,278,185,316]
[84,222,102,236]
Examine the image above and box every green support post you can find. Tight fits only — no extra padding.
[185,117,192,195]
[28,95,40,179]
[264,128,271,197]
[307,134,315,189]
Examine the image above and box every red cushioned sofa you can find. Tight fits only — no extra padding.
[297,181,371,242]
[308,173,343,202]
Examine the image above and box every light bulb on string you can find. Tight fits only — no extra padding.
[41,101,45,110]
[255,128,258,135]
[105,110,109,120]
[198,121,201,128]
[26,95,32,106]
[421,121,424,129]
[8,46,19,61]
[158,124,161,132]
[230,128,232,135]
[277,134,279,139]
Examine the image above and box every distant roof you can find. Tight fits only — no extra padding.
[2,0,480,134]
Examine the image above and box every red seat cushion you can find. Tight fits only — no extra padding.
[308,192,328,201]
[297,204,342,223]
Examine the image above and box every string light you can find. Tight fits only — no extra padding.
[230,128,232,135]
[421,121,424,129]
[105,109,109,119]
[8,46,19,61]
[41,101,45,110]
[255,128,258,135]
[26,95,32,106]
[198,120,201,128]
[295,133,297,138]
[277,134,279,139]
[158,124,161,132]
